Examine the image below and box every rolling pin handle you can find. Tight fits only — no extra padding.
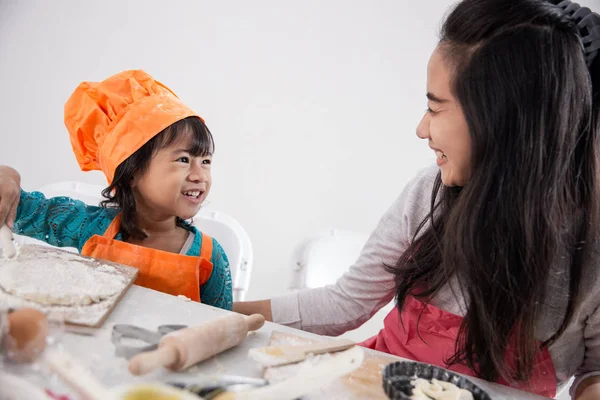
[128,345,178,376]
[246,313,265,332]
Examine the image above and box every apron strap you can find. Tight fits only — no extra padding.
[200,232,213,260]
[102,214,213,261]
[103,213,122,238]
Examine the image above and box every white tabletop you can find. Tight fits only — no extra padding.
[16,285,549,400]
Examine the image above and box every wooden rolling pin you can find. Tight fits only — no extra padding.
[128,313,265,376]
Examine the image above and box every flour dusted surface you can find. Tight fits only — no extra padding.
[0,244,137,326]
[0,257,125,306]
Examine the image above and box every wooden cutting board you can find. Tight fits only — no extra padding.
[263,331,399,399]
[0,244,137,327]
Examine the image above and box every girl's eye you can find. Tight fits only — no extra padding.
[426,107,437,115]
[177,156,190,163]
[202,159,212,165]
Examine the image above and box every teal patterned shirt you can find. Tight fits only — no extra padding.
[13,189,233,310]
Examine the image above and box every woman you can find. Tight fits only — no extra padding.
[235,0,600,397]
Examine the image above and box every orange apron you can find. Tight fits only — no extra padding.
[360,296,557,398]
[81,214,213,302]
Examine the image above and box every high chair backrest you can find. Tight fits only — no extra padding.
[38,181,106,206]
[289,228,369,290]
[36,181,254,301]
[192,208,254,302]
[288,228,396,343]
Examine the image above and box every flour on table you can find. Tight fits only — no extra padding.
[0,256,126,306]
[1,240,20,261]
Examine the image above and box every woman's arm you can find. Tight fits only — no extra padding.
[570,281,600,399]
[233,300,273,321]
[235,166,438,336]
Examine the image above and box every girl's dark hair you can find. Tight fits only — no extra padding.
[100,116,214,240]
[387,0,600,383]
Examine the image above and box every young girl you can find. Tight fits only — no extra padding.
[0,70,232,310]
[235,0,600,398]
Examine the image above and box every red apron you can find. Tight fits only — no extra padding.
[81,214,213,302]
[360,296,557,398]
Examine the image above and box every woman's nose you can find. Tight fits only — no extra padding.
[416,114,430,139]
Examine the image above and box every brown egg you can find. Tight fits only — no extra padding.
[5,308,48,362]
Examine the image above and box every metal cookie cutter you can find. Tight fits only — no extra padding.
[111,324,187,359]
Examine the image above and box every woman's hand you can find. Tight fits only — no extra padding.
[576,376,600,399]
[233,300,273,321]
[0,166,21,228]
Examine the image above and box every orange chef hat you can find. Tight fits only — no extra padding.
[64,70,202,184]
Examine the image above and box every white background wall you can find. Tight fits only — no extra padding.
[0,0,597,306]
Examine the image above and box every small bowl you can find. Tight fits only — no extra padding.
[382,361,491,400]
[110,383,204,400]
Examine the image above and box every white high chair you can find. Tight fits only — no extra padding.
[289,228,394,342]
[193,207,253,302]
[35,181,254,301]
[289,229,369,290]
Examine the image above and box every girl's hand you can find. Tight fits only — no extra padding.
[0,166,21,228]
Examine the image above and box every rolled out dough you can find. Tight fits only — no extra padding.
[0,255,126,306]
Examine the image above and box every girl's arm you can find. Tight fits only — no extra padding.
[14,188,113,250]
[0,166,115,253]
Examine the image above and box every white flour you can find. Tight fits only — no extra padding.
[0,255,125,306]
[0,244,137,326]
[1,240,20,261]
